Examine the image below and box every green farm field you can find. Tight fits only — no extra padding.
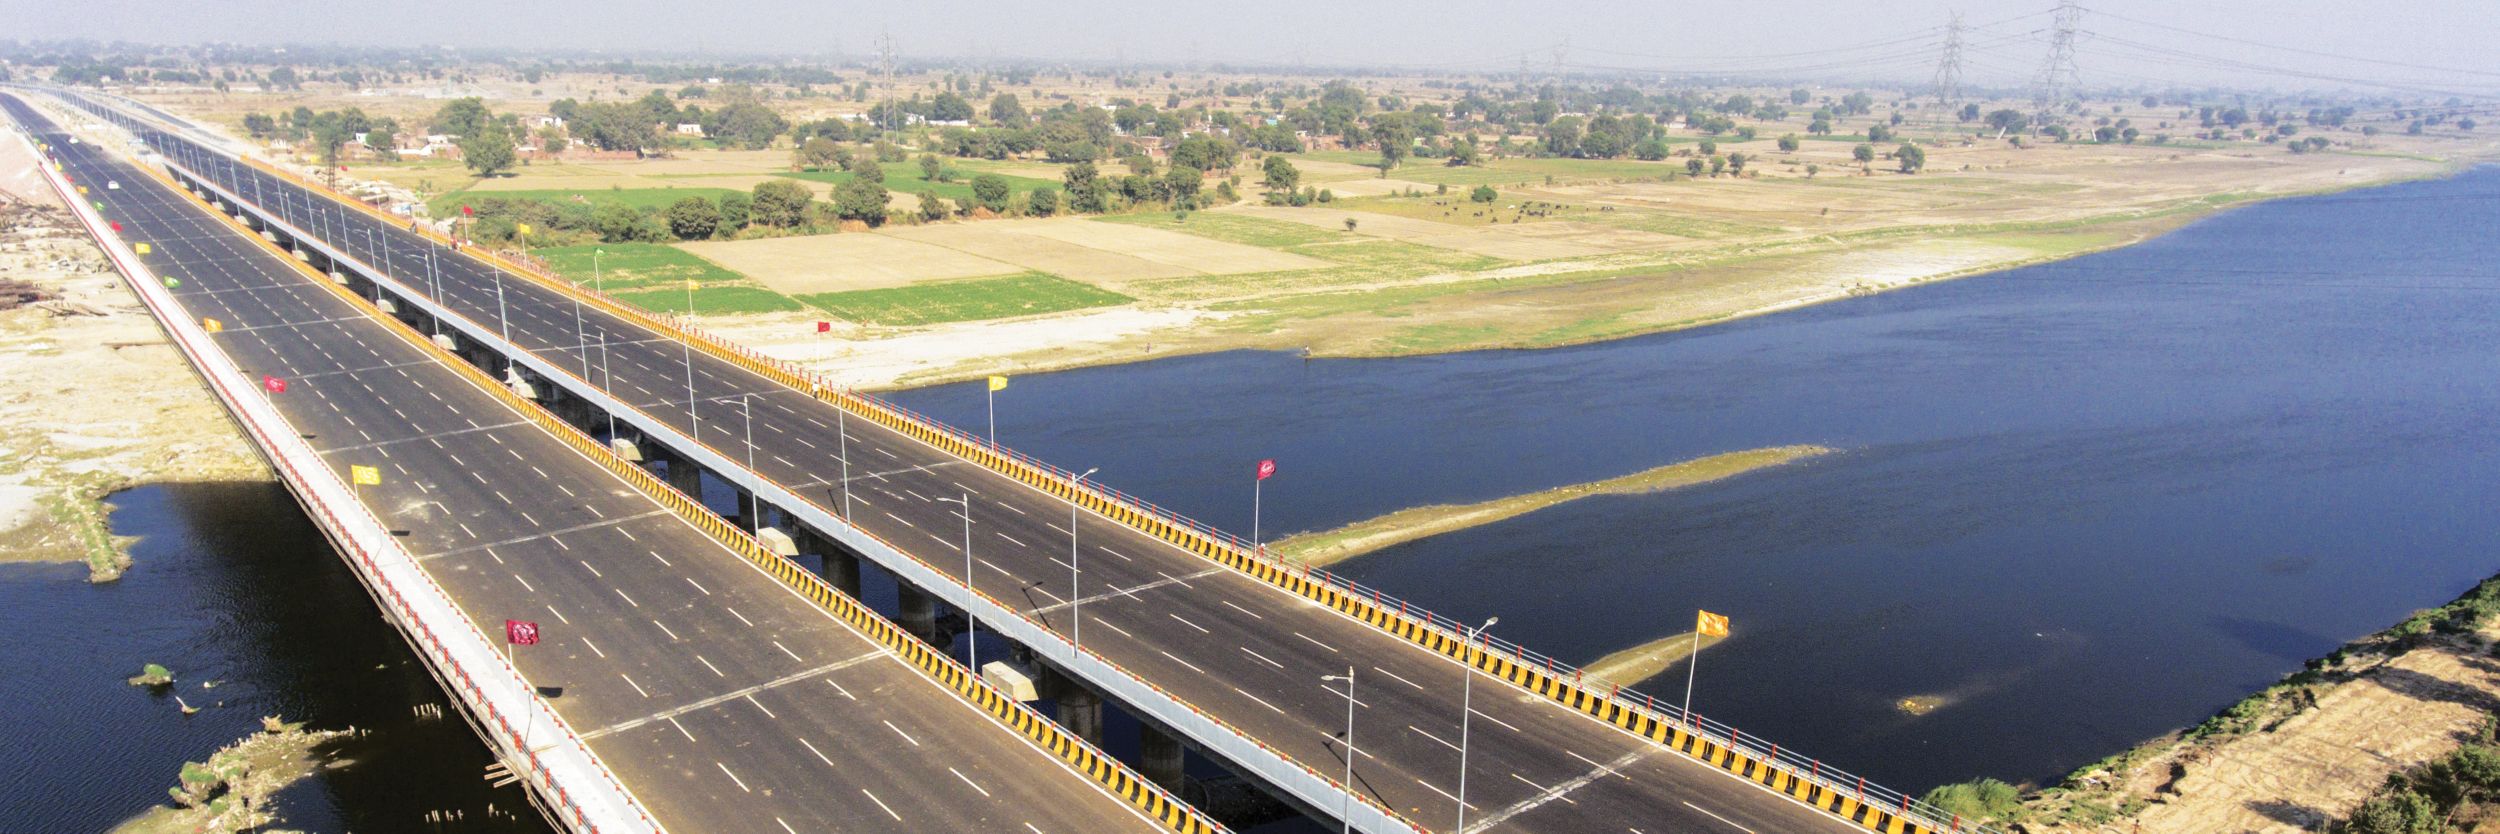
[798,272,1132,326]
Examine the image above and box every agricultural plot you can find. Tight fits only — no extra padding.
[678,234,1024,294]
[427,186,743,218]
[530,243,744,292]
[609,285,806,315]
[798,272,1132,326]
[779,161,1060,204]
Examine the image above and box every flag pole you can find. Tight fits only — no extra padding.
[1253,474,1262,550]
[986,385,996,448]
[1683,620,1702,729]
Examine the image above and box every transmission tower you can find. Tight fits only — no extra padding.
[1550,37,1570,85]
[1931,12,1966,105]
[876,31,897,133]
[2033,0,2084,115]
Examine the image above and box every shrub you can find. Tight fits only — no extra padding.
[1920,778,2023,823]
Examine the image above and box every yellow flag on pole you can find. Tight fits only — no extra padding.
[350,465,381,486]
[1696,610,1730,638]
[987,375,1009,392]
[135,243,151,255]
[515,222,533,236]
[201,317,223,333]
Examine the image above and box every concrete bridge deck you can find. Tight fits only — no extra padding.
[52,86,1980,834]
[9,93,1202,834]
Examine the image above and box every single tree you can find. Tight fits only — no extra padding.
[833,179,889,225]
[1262,155,1300,192]
[849,155,886,184]
[1469,184,1497,203]
[1343,217,1358,232]
[665,196,722,240]
[918,153,944,181]
[919,191,950,222]
[1895,143,1926,174]
[1852,143,1876,163]
[971,174,1012,213]
[750,179,815,227]
[1686,158,1705,177]
[460,122,517,177]
[1027,187,1059,217]
[1777,134,1801,152]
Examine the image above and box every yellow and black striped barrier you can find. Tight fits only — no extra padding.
[146,161,1223,834]
[216,150,1954,834]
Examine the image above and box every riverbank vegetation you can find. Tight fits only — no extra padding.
[109,717,350,834]
[1267,445,1830,567]
[1921,573,2500,832]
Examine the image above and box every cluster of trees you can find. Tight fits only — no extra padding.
[240,106,403,167]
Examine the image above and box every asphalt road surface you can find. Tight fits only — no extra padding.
[11,92,1174,834]
[66,89,1875,834]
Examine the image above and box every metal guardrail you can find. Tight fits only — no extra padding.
[62,86,1996,834]
[12,113,663,834]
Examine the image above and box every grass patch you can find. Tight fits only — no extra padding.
[798,272,1132,326]
[1287,153,1692,187]
[778,162,1059,203]
[608,285,804,315]
[428,186,742,218]
[531,243,744,292]
[1269,445,1831,567]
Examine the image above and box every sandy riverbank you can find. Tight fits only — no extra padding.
[1266,445,1831,568]
[0,134,264,580]
[1930,576,2500,833]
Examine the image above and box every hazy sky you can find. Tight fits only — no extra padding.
[11,0,2499,95]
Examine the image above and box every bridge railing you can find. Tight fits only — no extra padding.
[126,127,1400,833]
[81,88,1990,834]
[15,115,661,834]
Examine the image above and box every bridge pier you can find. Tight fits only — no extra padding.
[1140,724,1185,791]
[895,584,938,642]
[1039,666,1106,745]
[662,452,703,501]
[798,526,862,597]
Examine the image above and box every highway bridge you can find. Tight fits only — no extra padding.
[42,86,1987,834]
[7,93,1211,834]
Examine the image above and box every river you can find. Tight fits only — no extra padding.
[894,167,2500,791]
[0,482,543,832]
[6,169,2493,828]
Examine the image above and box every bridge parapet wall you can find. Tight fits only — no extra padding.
[8,103,665,834]
[67,87,1993,834]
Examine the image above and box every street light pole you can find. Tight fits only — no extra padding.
[1322,667,1358,834]
[837,407,852,520]
[1071,466,1099,652]
[597,331,617,442]
[938,493,975,669]
[741,394,758,526]
[1455,616,1498,834]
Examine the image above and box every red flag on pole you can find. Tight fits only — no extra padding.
[461,204,473,216]
[1256,459,1277,481]
[504,619,540,645]
[262,375,287,393]
[815,321,831,333]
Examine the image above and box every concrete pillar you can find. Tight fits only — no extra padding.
[1140,724,1185,791]
[664,454,703,500]
[896,584,938,642]
[822,548,862,598]
[1057,686,1105,745]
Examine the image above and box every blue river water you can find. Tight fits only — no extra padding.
[4,168,2492,831]
[0,483,540,832]
[895,167,2500,791]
